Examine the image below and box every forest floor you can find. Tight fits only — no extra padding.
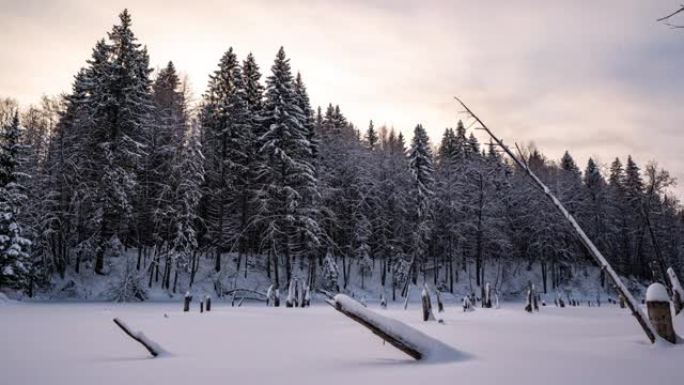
[1,300,682,385]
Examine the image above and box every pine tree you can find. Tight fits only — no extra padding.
[242,53,264,115]
[466,132,480,157]
[257,47,321,284]
[201,47,253,271]
[407,124,434,281]
[609,158,625,190]
[137,61,187,259]
[354,213,372,289]
[170,125,204,291]
[294,72,318,163]
[560,150,581,180]
[0,114,32,290]
[365,120,379,151]
[77,10,154,275]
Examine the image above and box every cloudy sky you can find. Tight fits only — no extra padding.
[1,0,683,196]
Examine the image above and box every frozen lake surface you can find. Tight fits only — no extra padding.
[1,301,682,385]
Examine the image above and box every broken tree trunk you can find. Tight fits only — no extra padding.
[455,97,658,344]
[328,295,421,359]
[113,318,164,357]
[667,267,684,315]
[436,290,444,312]
[183,292,192,312]
[421,285,436,321]
[327,294,456,360]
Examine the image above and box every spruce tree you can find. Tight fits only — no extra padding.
[365,120,379,151]
[466,132,480,157]
[0,114,32,290]
[65,10,154,275]
[258,47,321,284]
[560,150,581,180]
[407,124,434,280]
[201,47,252,271]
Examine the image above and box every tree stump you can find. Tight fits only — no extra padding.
[183,292,192,312]
[436,290,444,312]
[524,289,533,313]
[421,286,435,321]
[274,288,280,307]
[646,283,676,344]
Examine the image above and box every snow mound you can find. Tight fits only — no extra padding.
[0,292,17,305]
[332,294,465,363]
[646,283,669,302]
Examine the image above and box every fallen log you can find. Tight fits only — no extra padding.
[328,294,458,361]
[113,318,165,357]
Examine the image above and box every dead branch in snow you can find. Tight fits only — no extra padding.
[454,97,658,344]
[113,318,164,357]
[658,5,684,28]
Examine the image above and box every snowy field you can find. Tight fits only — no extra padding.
[1,301,682,385]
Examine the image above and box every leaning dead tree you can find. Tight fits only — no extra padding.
[658,5,684,28]
[455,97,659,344]
[327,294,456,360]
[113,318,165,357]
[328,294,421,359]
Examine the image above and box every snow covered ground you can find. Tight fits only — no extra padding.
[1,300,682,385]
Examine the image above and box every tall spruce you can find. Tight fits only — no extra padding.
[201,48,252,271]
[257,47,320,285]
[0,114,32,290]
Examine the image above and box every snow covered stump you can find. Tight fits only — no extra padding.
[646,283,676,344]
[183,292,192,312]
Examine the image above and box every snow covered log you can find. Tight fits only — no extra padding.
[113,318,165,357]
[645,284,676,344]
[329,294,457,361]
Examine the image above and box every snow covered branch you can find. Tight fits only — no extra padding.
[113,318,165,357]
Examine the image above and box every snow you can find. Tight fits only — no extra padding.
[1,301,682,385]
[646,283,670,302]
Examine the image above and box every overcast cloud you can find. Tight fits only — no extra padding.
[1,0,683,196]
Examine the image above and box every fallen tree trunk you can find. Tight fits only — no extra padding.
[113,318,164,357]
[327,294,457,361]
[454,97,658,344]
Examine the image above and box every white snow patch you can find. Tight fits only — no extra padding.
[646,283,670,302]
[2,302,683,385]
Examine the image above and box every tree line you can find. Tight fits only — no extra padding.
[1,10,682,299]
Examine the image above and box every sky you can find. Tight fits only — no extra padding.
[1,0,683,197]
